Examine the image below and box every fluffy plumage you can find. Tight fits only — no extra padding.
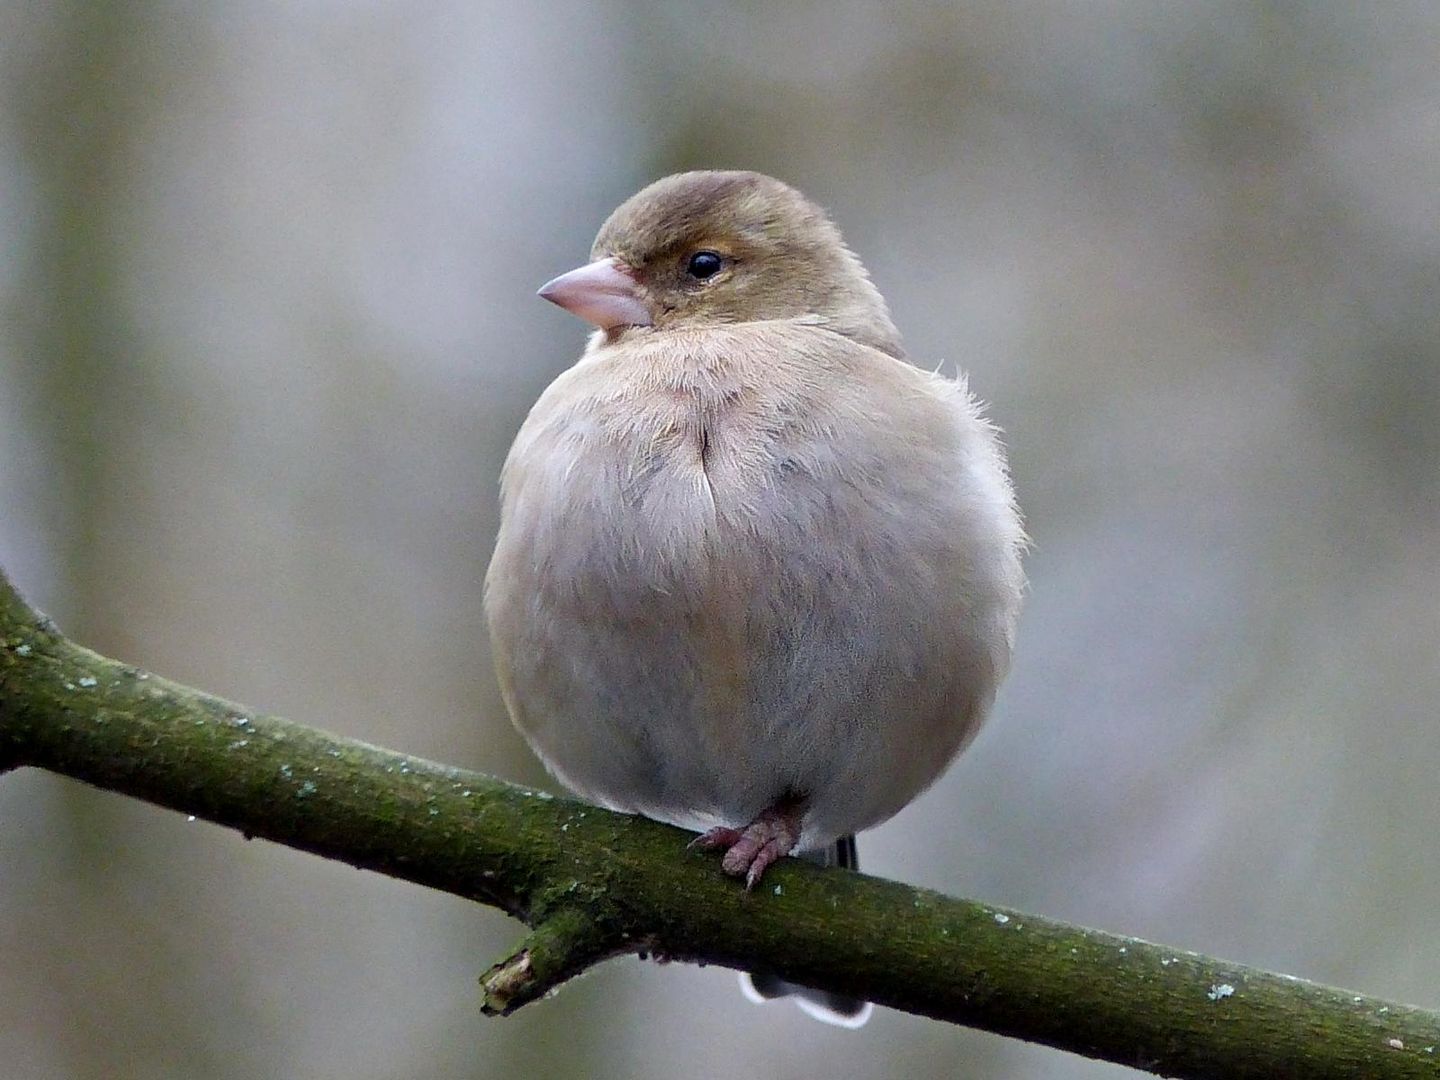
[485,170,1025,1026]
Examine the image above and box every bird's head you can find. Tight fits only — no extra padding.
[538,170,903,357]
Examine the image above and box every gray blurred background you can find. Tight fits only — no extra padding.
[2,3,1438,1078]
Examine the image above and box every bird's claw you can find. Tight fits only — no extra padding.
[691,805,801,890]
[689,826,743,852]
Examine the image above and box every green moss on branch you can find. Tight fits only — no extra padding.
[2,567,1437,1078]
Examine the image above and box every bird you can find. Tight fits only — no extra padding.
[485,170,1025,1027]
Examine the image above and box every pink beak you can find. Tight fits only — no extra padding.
[537,257,652,330]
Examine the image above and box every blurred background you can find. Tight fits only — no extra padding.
[2,3,1438,1077]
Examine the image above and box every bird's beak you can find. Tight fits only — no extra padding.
[537,257,653,330]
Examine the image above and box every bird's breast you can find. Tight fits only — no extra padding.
[487,329,1023,840]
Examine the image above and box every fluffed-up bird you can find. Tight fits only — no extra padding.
[485,170,1025,1027]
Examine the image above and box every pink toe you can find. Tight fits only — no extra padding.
[690,826,743,851]
[701,803,803,887]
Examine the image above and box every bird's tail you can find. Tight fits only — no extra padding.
[739,834,873,1028]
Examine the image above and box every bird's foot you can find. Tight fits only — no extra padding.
[691,803,802,890]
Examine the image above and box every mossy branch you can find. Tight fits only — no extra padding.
[1,567,1436,1078]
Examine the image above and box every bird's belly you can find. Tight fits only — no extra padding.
[488,439,998,847]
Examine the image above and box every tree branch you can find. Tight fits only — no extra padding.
[480,906,621,1016]
[1,566,1436,1078]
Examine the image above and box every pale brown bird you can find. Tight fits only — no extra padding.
[485,170,1025,1026]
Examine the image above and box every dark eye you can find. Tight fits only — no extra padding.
[686,251,724,280]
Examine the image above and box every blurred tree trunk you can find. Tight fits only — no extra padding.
[14,6,233,1078]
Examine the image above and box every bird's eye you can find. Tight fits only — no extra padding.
[686,251,724,280]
